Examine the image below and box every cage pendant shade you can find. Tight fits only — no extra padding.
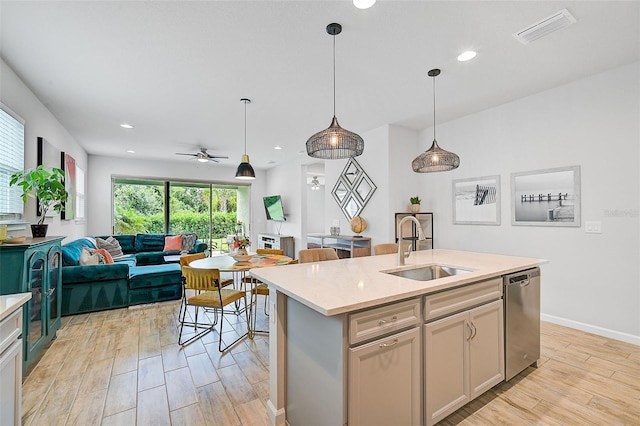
[412,68,460,173]
[307,116,364,159]
[235,98,256,180]
[412,140,460,172]
[306,23,364,160]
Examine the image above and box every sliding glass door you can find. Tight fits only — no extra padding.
[113,178,248,252]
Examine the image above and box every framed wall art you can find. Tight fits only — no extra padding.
[61,152,77,220]
[36,136,61,217]
[511,165,581,227]
[453,175,500,225]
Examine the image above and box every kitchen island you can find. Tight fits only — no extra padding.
[252,249,542,426]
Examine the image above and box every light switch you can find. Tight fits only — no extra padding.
[585,221,602,233]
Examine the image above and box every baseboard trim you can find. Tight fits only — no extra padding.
[266,399,286,426]
[541,314,640,346]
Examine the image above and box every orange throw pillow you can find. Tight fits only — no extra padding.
[93,248,114,264]
[164,235,183,251]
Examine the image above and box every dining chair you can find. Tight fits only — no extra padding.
[299,248,339,263]
[373,243,398,255]
[179,252,206,267]
[178,265,249,351]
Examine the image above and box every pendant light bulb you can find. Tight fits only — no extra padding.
[236,98,256,180]
[412,69,460,173]
[306,23,364,160]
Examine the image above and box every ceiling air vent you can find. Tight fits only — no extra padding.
[513,8,576,45]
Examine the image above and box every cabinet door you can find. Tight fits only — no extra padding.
[46,246,62,334]
[25,250,47,355]
[469,300,504,398]
[424,311,470,426]
[349,327,421,426]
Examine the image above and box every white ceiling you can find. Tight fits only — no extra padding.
[1,1,638,170]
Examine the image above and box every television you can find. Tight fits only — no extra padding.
[263,195,286,221]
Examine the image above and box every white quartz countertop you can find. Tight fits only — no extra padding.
[0,292,31,322]
[251,249,543,316]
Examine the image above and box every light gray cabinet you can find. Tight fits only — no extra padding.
[424,299,504,425]
[349,327,421,426]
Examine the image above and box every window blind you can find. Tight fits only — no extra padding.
[0,104,25,220]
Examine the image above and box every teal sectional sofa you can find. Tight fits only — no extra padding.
[61,234,207,315]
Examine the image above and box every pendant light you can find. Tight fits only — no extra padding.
[235,98,256,180]
[306,23,364,160]
[412,69,460,173]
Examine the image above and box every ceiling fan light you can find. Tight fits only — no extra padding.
[196,152,209,162]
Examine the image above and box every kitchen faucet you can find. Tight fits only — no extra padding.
[397,215,426,266]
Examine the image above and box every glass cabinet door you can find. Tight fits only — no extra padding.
[47,247,62,331]
[25,251,47,353]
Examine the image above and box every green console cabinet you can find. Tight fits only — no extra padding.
[0,236,63,375]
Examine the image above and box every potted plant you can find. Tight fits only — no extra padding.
[10,165,68,237]
[409,196,421,213]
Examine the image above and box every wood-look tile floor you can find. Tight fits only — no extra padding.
[23,301,640,426]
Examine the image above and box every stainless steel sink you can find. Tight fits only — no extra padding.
[382,264,472,281]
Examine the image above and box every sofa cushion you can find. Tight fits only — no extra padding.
[112,235,136,254]
[96,236,124,258]
[135,234,166,253]
[128,264,182,289]
[62,238,97,266]
[164,235,182,251]
[135,252,169,266]
[62,263,130,284]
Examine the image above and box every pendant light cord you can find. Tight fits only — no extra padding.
[432,75,436,141]
[332,33,336,117]
[244,99,248,155]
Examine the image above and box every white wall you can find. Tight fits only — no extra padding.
[1,59,87,242]
[87,155,267,245]
[419,62,640,343]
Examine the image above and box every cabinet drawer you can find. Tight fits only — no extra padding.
[0,308,22,355]
[350,298,421,345]
[424,278,502,322]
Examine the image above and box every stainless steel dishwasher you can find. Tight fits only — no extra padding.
[504,267,540,381]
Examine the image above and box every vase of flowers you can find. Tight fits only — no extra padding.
[233,236,251,256]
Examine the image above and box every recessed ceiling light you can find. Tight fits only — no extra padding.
[457,51,477,62]
[274,146,283,150]
[120,123,134,129]
[126,150,136,154]
[353,0,376,9]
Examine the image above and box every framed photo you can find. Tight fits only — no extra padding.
[453,175,500,225]
[511,165,581,227]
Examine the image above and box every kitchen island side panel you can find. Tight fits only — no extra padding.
[286,296,348,425]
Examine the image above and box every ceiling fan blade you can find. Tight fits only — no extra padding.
[207,154,229,159]
[176,152,197,156]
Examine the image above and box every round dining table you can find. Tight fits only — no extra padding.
[189,253,293,271]
[188,253,293,338]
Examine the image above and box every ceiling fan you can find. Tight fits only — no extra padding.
[175,148,228,163]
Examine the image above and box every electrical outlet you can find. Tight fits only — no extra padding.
[585,221,602,234]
